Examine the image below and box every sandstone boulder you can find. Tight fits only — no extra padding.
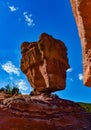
[21,33,69,93]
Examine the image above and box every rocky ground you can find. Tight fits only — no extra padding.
[0,92,91,130]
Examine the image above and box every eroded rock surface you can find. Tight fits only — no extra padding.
[70,0,91,87]
[21,33,69,93]
[0,93,91,130]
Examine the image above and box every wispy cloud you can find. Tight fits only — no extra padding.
[1,61,20,76]
[23,12,35,27]
[78,73,83,81]
[15,79,28,92]
[66,68,74,82]
[8,6,18,12]
[10,76,14,80]
[66,68,73,72]
[67,77,74,82]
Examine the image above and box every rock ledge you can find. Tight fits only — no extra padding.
[0,93,91,130]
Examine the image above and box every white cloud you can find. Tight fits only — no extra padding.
[1,61,20,76]
[15,79,28,92]
[66,68,73,72]
[67,77,74,82]
[10,76,14,80]
[8,6,18,12]
[78,73,83,81]
[23,12,35,27]
[69,78,74,82]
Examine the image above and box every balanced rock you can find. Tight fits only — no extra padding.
[21,33,69,94]
[70,0,91,87]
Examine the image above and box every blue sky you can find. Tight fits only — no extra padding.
[0,0,91,103]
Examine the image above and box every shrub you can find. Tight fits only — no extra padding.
[0,84,20,96]
[12,87,19,95]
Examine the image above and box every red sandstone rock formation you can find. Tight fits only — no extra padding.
[21,33,69,93]
[2,32,90,130]
[70,0,91,87]
[0,93,91,130]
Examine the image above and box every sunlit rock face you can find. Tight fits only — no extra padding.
[21,33,69,94]
[70,0,91,87]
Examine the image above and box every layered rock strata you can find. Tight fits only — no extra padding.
[0,93,91,130]
[70,0,91,87]
[21,33,69,93]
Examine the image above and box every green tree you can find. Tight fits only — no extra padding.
[0,87,5,92]
[0,84,20,96]
[5,84,12,94]
[12,87,19,95]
